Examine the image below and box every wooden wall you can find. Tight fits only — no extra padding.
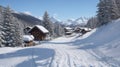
[29,27,47,41]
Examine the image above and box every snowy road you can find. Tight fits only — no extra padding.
[0,36,117,67]
[32,36,112,67]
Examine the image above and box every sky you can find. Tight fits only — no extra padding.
[0,0,99,20]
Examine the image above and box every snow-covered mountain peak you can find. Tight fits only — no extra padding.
[61,17,89,26]
[50,16,61,23]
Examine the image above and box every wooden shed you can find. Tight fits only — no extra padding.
[29,25,49,41]
[23,35,35,46]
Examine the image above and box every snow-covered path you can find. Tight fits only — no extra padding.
[0,36,116,67]
[33,36,111,67]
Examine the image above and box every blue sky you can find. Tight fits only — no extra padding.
[0,0,99,20]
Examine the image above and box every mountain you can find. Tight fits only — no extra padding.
[50,16,60,23]
[75,17,88,26]
[61,17,89,27]
[0,5,42,28]
[49,16,89,27]
[12,12,42,26]
[61,19,74,26]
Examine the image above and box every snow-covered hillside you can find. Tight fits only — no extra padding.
[0,19,120,67]
[73,19,120,66]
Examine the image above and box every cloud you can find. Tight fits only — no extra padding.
[23,11,32,15]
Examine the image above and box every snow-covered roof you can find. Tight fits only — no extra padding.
[66,32,72,34]
[65,27,72,30]
[35,25,49,33]
[23,35,34,41]
[26,26,32,29]
[79,27,92,31]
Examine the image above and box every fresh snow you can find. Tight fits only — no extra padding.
[0,19,120,67]
[64,27,73,30]
[0,36,110,67]
[23,35,34,41]
[34,25,49,33]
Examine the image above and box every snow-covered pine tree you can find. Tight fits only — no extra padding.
[97,0,106,26]
[54,22,64,37]
[115,0,120,15]
[97,0,120,26]
[11,17,23,46]
[86,17,99,29]
[43,11,54,36]
[109,0,120,20]
[0,6,3,47]
[2,6,22,47]
[2,6,15,46]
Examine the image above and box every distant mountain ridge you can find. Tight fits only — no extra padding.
[12,12,42,26]
[0,5,43,29]
[49,16,89,27]
[61,17,89,26]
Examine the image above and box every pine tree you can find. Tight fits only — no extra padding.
[54,22,64,37]
[0,6,3,47]
[97,0,107,26]
[13,20,23,46]
[97,0,120,26]
[86,17,99,29]
[109,0,120,20]
[2,6,14,46]
[43,11,54,36]
[115,0,120,14]
[2,6,22,47]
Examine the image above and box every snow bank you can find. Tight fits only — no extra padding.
[74,19,120,62]
[23,35,34,41]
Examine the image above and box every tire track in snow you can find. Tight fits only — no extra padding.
[45,44,75,67]
[31,48,37,67]
[88,49,120,67]
[35,36,113,67]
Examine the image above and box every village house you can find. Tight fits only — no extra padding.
[75,27,92,35]
[24,26,32,34]
[64,27,73,35]
[29,25,49,41]
[74,27,81,33]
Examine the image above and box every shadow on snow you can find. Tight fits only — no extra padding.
[0,47,55,67]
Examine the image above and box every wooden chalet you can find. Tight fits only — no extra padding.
[24,26,32,34]
[64,27,73,35]
[29,25,49,41]
[79,27,92,35]
[74,27,81,33]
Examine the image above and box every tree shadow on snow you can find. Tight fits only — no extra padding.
[0,48,55,67]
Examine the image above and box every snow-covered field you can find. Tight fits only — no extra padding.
[0,19,120,67]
